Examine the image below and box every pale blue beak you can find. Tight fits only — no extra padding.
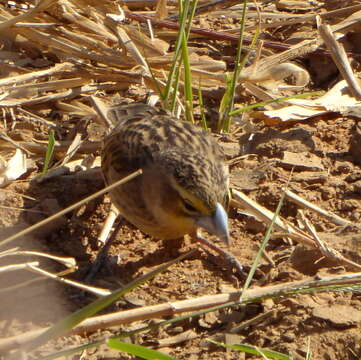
[196,203,230,246]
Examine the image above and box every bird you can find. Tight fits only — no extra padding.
[100,102,241,273]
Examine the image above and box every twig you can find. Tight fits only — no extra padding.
[2,271,361,352]
[317,16,361,100]
[231,189,361,271]
[0,0,58,31]
[124,10,291,51]
[284,188,354,227]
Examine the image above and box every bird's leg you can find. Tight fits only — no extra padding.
[193,230,245,277]
[85,205,120,282]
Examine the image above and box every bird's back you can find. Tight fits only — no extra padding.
[102,104,223,176]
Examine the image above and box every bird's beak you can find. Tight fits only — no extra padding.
[196,203,231,246]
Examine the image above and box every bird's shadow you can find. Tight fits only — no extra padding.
[94,233,244,287]
[9,169,244,305]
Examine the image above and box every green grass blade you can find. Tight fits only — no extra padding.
[169,57,182,114]
[305,336,312,360]
[164,0,198,117]
[217,0,248,132]
[108,339,177,360]
[38,271,361,360]
[181,29,194,123]
[198,82,208,131]
[41,129,55,176]
[229,91,324,116]
[19,250,194,353]
[240,190,286,299]
[38,300,238,360]
[218,73,233,130]
[209,340,293,360]
[37,340,103,360]
[180,0,198,122]
[162,0,190,107]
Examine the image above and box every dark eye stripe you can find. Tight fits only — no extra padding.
[183,199,197,213]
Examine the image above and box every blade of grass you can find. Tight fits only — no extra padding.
[217,0,249,132]
[41,129,55,176]
[208,340,292,360]
[198,82,208,131]
[162,0,190,107]
[38,272,361,360]
[37,340,103,360]
[180,0,198,123]
[306,336,312,360]
[169,60,182,115]
[164,0,198,116]
[229,91,324,116]
[218,73,233,129]
[18,249,195,353]
[108,339,177,360]
[181,29,194,123]
[240,189,286,300]
[37,300,238,360]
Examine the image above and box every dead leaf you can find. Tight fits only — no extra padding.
[0,149,27,187]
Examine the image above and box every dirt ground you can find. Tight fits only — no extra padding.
[1,1,361,359]
[2,107,361,359]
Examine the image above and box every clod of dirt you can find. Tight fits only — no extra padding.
[321,233,361,265]
[279,151,324,171]
[26,198,67,237]
[198,311,219,329]
[219,140,240,159]
[244,217,266,233]
[350,122,361,165]
[333,161,353,175]
[230,169,266,191]
[292,171,327,184]
[290,245,340,275]
[312,304,361,327]
[345,171,361,183]
[239,127,315,158]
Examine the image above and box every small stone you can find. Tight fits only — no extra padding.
[279,151,324,171]
[334,161,352,174]
[293,171,327,184]
[312,304,361,327]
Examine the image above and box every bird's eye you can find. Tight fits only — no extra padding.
[183,199,198,213]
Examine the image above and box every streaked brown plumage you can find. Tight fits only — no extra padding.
[101,103,230,244]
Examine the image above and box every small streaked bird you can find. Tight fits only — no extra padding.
[101,103,240,272]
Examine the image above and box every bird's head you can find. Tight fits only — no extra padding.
[142,150,230,244]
